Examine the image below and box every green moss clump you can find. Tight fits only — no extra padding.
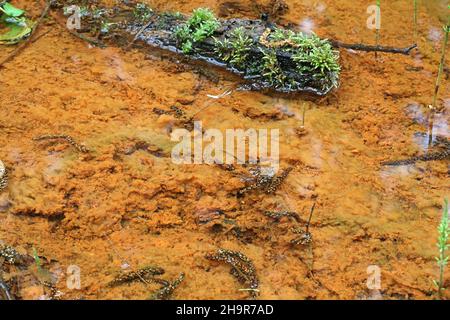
[214,27,253,69]
[291,36,340,90]
[259,48,286,86]
[267,28,340,90]
[213,25,340,92]
[175,8,220,54]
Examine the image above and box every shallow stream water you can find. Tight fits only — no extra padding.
[0,0,448,300]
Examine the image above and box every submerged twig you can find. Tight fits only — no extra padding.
[330,41,417,55]
[33,134,90,153]
[301,103,307,127]
[126,20,153,49]
[306,202,315,233]
[382,136,450,166]
[150,273,185,300]
[290,227,313,246]
[381,150,450,166]
[0,0,53,68]
[290,203,315,246]
[0,160,8,192]
[152,106,186,119]
[264,211,300,222]
[238,167,293,196]
[206,249,259,298]
[107,266,166,287]
[65,28,106,48]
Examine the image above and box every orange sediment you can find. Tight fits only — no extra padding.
[0,0,448,300]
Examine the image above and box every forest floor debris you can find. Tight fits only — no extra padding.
[33,134,90,153]
[0,160,8,192]
[238,166,293,195]
[150,272,185,300]
[107,266,166,287]
[206,249,259,298]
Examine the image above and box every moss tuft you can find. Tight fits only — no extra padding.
[175,8,220,54]
[214,27,253,69]
[262,28,340,90]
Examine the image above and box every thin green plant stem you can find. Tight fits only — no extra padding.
[413,0,418,39]
[375,0,381,58]
[428,17,449,146]
[434,199,449,299]
[32,247,43,275]
[432,21,449,110]
[301,103,307,127]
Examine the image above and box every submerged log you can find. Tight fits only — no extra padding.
[53,2,340,95]
[130,17,341,95]
[52,1,415,95]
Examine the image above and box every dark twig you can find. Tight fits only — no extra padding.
[30,28,52,44]
[0,160,8,192]
[0,0,53,68]
[33,134,90,153]
[206,249,259,298]
[330,41,417,55]
[107,266,166,287]
[126,20,153,49]
[150,273,185,300]
[65,28,106,48]
[290,202,316,246]
[306,202,316,233]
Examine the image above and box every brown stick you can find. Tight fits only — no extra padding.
[330,40,417,55]
[30,28,52,43]
[125,20,153,49]
[305,202,315,233]
[65,28,106,48]
[0,0,53,68]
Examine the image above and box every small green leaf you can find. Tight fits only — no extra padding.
[1,2,25,17]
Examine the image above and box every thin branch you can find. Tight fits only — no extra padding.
[306,202,316,233]
[31,28,52,43]
[330,40,417,55]
[125,20,153,49]
[65,28,106,48]
[0,0,53,68]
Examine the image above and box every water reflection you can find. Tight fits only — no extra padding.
[428,27,443,44]
[405,102,448,150]
[299,18,315,34]
[315,2,326,14]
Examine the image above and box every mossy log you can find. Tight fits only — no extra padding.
[53,2,342,95]
[53,2,412,95]
[130,16,340,95]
